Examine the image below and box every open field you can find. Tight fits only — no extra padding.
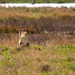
[0,31,75,75]
[0,7,75,33]
[0,44,75,75]
[0,0,75,3]
[0,7,75,75]
[0,7,75,44]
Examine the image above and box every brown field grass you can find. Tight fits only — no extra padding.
[0,7,75,75]
[0,7,75,33]
[0,7,75,46]
[0,32,75,47]
[0,35,75,75]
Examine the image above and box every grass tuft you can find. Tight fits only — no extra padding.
[41,64,51,72]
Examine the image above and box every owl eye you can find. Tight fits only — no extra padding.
[25,33,27,35]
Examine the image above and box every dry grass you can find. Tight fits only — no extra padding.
[0,7,75,33]
[0,7,75,18]
[0,32,75,47]
[0,7,75,75]
[0,41,75,75]
[0,33,18,47]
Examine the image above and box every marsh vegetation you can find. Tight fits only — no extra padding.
[0,7,75,75]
